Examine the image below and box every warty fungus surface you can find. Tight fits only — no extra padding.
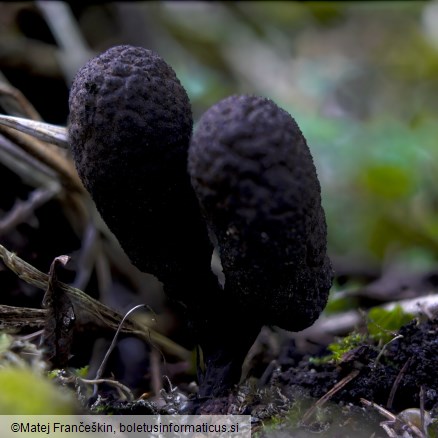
[188,95,333,332]
[68,45,218,306]
[67,46,333,401]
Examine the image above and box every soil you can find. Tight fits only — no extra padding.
[81,315,436,436]
[279,319,438,411]
[173,317,438,436]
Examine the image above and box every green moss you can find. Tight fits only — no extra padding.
[311,332,367,365]
[254,388,383,437]
[312,304,415,365]
[73,366,89,378]
[0,367,77,414]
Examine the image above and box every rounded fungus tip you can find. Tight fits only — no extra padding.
[68,45,216,301]
[189,95,333,332]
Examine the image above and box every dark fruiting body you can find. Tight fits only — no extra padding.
[188,95,333,333]
[68,45,218,306]
[68,45,332,401]
[67,45,236,398]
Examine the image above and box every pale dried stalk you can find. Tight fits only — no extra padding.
[0,124,83,192]
[0,115,68,148]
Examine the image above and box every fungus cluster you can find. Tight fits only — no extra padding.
[68,45,333,399]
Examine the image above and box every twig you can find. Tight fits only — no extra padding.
[36,1,93,83]
[72,222,99,290]
[79,378,134,402]
[387,358,412,409]
[0,114,68,148]
[0,123,83,192]
[0,185,60,236]
[94,247,113,299]
[0,305,46,331]
[150,348,163,397]
[0,83,42,120]
[0,133,58,187]
[420,386,426,435]
[361,398,425,438]
[0,244,191,361]
[301,369,360,425]
[374,334,403,367]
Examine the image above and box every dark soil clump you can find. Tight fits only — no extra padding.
[278,318,438,413]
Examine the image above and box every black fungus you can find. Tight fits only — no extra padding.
[68,46,333,400]
[188,95,333,332]
[68,45,218,304]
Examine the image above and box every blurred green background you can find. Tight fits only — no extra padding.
[1,1,438,273]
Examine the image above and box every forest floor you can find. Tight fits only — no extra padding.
[2,228,437,436]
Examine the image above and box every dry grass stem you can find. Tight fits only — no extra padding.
[0,83,42,120]
[0,124,82,192]
[0,243,191,361]
[0,115,68,148]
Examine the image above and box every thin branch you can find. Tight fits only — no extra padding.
[36,1,93,83]
[361,399,425,438]
[0,115,68,148]
[301,369,360,426]
[387,358,412,409]
[150,348,163,397]
[0,244,191,361]
[0,83,42,120]
[0,133,58,187]
[0,305,46,331]
[0,185,60,236]
[72,222,99,290]
[0,124,83,192]
[79,378,134,402]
